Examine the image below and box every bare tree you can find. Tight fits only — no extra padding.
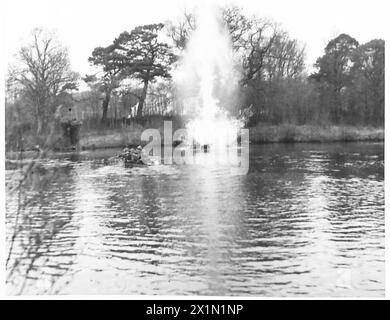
[240,19,279,84]
[166,10,196,50]
[222,6,253,52]
[8,28,79,134]
[264,31,306,81]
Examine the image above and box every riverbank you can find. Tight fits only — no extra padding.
[78,124,144,150]
[6,124,384,153]
[249,124,384,144]
[78,124,383,149]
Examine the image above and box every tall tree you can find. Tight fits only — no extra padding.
[264,31,305,81]
[113,23,175,117]
[311,34,359,122]
[8,28,78,134]
[222,6,253,53]
[166,11,196,50]
[351,39,385,125]
[87,44,123,123]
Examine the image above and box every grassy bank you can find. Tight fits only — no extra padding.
[78,115,188,150]
[7,123,384,152]
[249,124,384,144]
[78,124,144,150]
[77,124,384,150]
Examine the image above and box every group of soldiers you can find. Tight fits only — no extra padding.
[119,145,144,164]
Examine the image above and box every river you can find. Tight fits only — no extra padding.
[5,142,385,296]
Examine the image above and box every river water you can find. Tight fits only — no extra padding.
[5,142,385,296]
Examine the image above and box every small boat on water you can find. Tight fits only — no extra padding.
[119,145,149,168]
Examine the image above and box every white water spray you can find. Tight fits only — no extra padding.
[173,3,242,149]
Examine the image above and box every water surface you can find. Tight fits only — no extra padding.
[6,142,385,296]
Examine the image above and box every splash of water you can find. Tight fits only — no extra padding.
[173,3,242,148]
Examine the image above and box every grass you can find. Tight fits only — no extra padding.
[78,115,185,149]
[78,124,144,149]
[249,124,384,144]
[6,120,384,152]
[77,123,384,150]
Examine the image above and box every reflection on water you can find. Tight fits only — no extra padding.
[5,142,384,296]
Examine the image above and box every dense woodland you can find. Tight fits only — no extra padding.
[5,6,385,149]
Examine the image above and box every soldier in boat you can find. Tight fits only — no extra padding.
[119,145,145,166]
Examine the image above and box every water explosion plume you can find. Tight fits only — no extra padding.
[173,3,242,149]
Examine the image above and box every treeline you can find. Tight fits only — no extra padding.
[250,33,384,127]
[310,35,384,126]
[5,6,385,147]
[167,6,384,127]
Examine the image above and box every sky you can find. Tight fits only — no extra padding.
[3,0,388,77]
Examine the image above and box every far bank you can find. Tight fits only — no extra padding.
[6,120,384,153]
[76,124,384,150]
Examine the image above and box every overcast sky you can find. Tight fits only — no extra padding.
[3,0,388,76]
